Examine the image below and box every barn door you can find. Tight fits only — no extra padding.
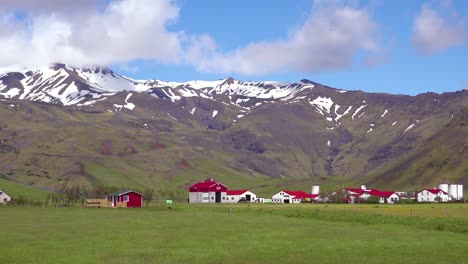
[215,192,221,203]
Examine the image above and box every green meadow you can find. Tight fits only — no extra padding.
[1,204,467,264]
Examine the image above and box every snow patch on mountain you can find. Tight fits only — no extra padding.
[114,93,135,111]
[352,105,367,120]
[404,123,415,132]
[310,96,334,115]
[0,87,20,98]
[335,105,352,121]
[381,109,389,117]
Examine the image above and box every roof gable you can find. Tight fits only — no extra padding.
[189,178,227,192]
[283,190,319,199]
[420,188,448,195]
[368,190,396,198]
[107,190,143,197]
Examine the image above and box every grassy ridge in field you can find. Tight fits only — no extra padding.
[0,205,467,264]
[0,178,49,200]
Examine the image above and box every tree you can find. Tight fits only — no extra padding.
[143,188,154,206]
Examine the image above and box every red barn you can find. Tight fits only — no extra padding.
[189,178,227,203]
[106,190,143,208]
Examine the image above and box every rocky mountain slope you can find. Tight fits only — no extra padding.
[0,64,466,197]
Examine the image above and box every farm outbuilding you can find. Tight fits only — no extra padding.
[0,189,12,204]
[368,190,399,204]
[106,190,143,208]
[272,190,319,203]
[417,189,449,203]
[189,178,227,203]
[225,190,257,203]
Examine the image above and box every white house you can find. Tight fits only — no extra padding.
[417,188,449,202]
[368,190,400,204]
[272,190,319,204]
[225,190,257,203]
[0,189,12,204]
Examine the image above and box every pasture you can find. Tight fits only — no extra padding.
[1,204,467,264]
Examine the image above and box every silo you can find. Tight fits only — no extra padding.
[457,185,464,200]
[311,185,320,195]
[449,184,459,200]
[438,183,449,193]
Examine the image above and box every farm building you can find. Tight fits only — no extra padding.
[106,190,143,208]
[225,190,257,203]
[272,190,319,203]
[368,190,400,204]
[189,178,227,203]
[341,185,399,204]
[0,189,12,204]
[438,183,464,201]
[342,187,371,203]
[417,189,449,202]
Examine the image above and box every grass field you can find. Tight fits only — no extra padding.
[1,204,467,264]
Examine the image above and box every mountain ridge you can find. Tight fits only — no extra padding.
[0,63,466,198]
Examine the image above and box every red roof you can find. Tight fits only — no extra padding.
[283,190,319,199]
[189,178,227,192]
[344,188,366,195]
[227,190,249,195]
[420,188,448,195]
[368,190,396,198]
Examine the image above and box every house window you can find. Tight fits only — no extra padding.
[211,197,214,199]
[123,195,129,202]
[223,197,225,200]
[231,197,234,200]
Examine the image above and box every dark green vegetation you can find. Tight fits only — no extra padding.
[0,84,467,199]
[1,204,467,264]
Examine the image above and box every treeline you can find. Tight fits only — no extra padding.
[6,184,149,207]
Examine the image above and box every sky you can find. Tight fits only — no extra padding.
[0,0,467,95]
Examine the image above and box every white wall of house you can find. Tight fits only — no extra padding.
[378,193,399,204]
[417,190,449,202]
[225,191,257,203]
[272,191,301,204]
[0,190,12,203]
[189,191,227,203]
[291,198,302,204]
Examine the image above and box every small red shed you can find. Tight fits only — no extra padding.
[106,190,143,208]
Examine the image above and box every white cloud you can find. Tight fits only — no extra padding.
[0,0,184,69]
[189,3,380,75]
[412,3,467,55]
[0,0,99,13]
[0,0,382,76]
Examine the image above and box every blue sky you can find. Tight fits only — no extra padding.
[0,0,467,95]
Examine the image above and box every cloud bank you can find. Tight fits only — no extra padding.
[0,0,381,75]
[412,3,467,55]
[0,0,183,69]
[190,3,380,75]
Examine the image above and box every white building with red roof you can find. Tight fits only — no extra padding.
[368,190,400,204]
[188,178,227,203]
[417,188,449,202]
[272,190,319,204]
[342,185,399,204]
[225,190,257,203]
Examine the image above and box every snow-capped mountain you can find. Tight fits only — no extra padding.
[0,63,314,107]
[0,63,467,194]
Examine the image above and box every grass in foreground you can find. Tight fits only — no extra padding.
[1,205,467,264]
